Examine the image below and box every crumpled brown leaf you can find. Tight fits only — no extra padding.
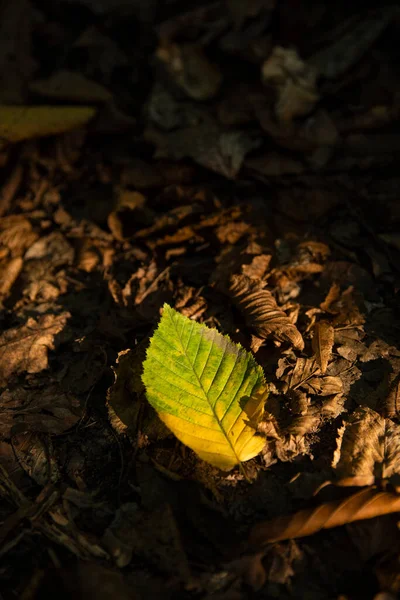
[0,312,70,388]
[312,321,334,374]
[277,357,342,397]
[229,274,304,350]
[155,41,222,101]
[261,46,319,122]
[0,382,82,438]
[332,406,400,486]
[249,487,400,547]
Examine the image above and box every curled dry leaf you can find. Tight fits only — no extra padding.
[249,487,400,547]
[0,312,70,388]
[277,357,342,397]
[332,407,400,486]
[229,274,304,350]
[312,321,334,374]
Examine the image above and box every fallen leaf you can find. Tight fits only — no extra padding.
[312,321,334,374]
[30,70,113,104]
[0,257,23,297]
[0,382,81,438]
[261,46,319,122]
[0,312,70,387]
[249,487,400,547]
[12,432,59,485]
[332,407,400,486]
[156,41,222,101]
[229,274,304,350]
[0,105,96,145]
[141,304,268,470]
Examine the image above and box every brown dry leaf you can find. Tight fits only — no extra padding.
[0,215,38,257]
[229,274,304,350]
[156,41,222,101]
[0,257,23,298]
[332,407,400,486]
[385,372,400,419]
[277,357,342,398]
[312,321,334,374]
[12,432,59,485]
[0,382,81,438]
[0,312,70,388]
[107,190,152,241]
[261,46,319,122]
[249,487,400,547]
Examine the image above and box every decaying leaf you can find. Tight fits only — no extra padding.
[0,257,23,297]
[0,382,81,438]
[141,304,268,470]
[0,105,96,145]
[155,41,222,101]
[261,46,319,122]
[229,274,304,350]
[0,312,70,388]
[12,432,59,485]
[312,321,334,374]
[332,407,400,486]
[277,357,342,397]
[249,487,400,547]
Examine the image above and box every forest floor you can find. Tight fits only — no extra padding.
[2,1,400,599]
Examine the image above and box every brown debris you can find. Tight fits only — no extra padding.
[229,274,304,350]
[332,407,400,486]
[0,312,70,388]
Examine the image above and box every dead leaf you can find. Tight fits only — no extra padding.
[0,257,23,297]
[12,432,59,485]
[0,215,38,257]
[312,321,334,374]
[249,487,400,547]
[0,312,70,387]
[261,46,319,122]
[156,42,222,101]
[0,382,81,438]
[332,407,400,486]
[30,70,113,104]
[229,274,304,350]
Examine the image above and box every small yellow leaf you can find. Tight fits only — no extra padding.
[0,105,96,143]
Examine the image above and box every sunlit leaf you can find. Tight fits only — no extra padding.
[141,304,268,470]
[0,105,96,144]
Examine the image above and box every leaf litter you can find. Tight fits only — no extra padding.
[1,1,400,599]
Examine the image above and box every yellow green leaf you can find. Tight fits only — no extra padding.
[141,304,268,470]
[0,105,96,143]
